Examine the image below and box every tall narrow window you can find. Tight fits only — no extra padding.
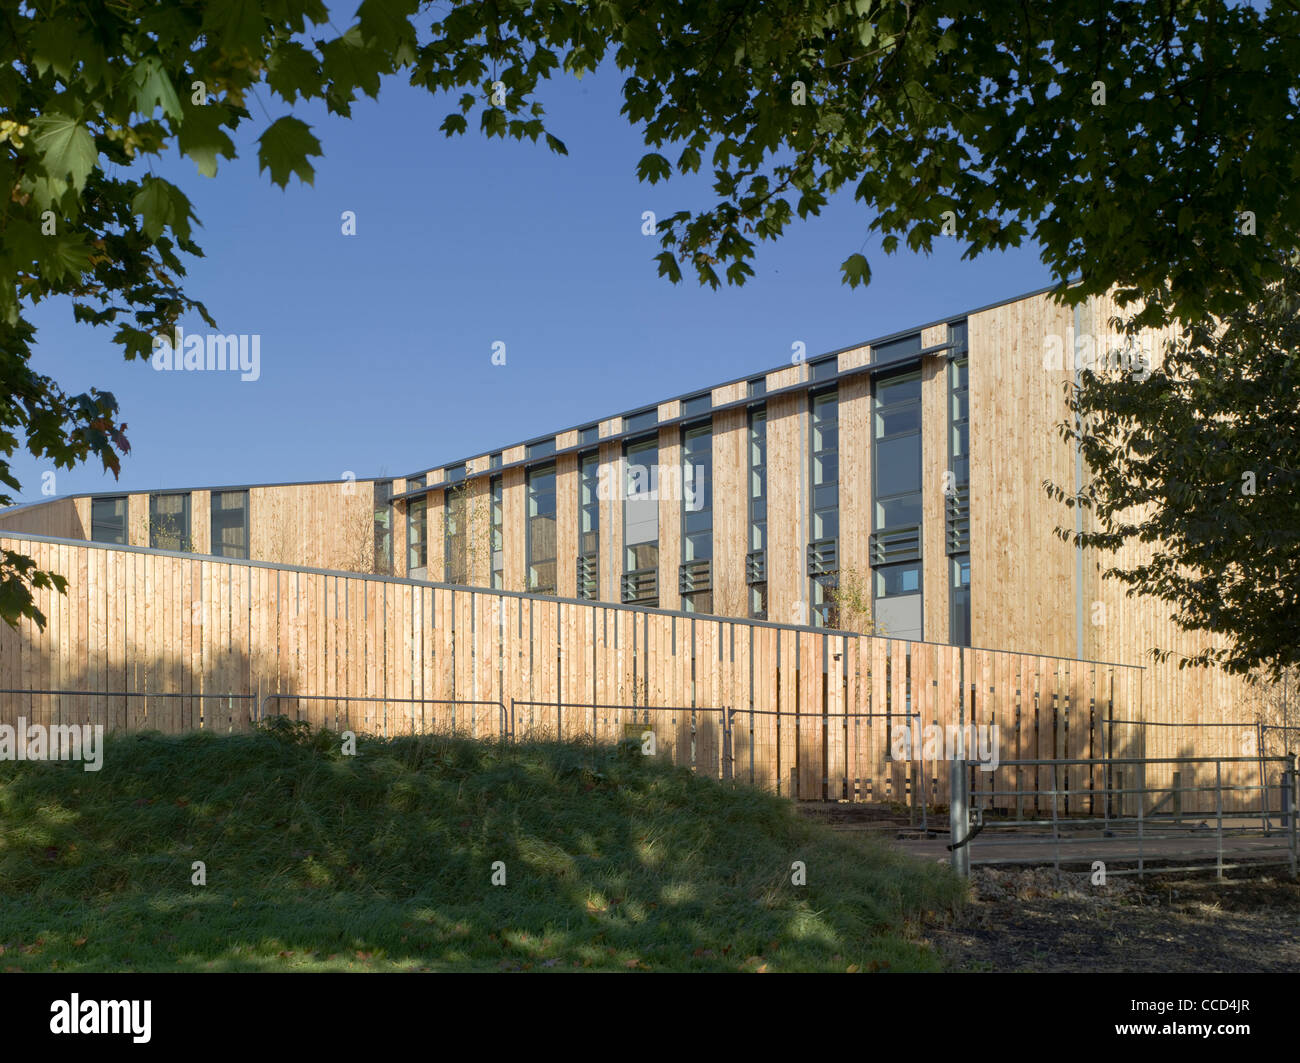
[680,423,713,613]
[374,480,393,574]
[407,475,427,578]
[578,452,599,599]
[210,490,249,559]
[872,371,923,640]
[948,329,971,644]
[622,437,658,604]
[809,389,839,627]
[91,496,127,545]
[527,463,557,595]
[747,407,768,619]
[490,476,504,589]
[149,492,191,552]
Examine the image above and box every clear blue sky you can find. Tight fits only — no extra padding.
[12,62,1054,505]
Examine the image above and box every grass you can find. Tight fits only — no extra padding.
[0,719,966,971]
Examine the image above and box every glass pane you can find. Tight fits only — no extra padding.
[875,492,922,530]
[876,373,921,405]
[875,435,921,497]
[875,404,921,438]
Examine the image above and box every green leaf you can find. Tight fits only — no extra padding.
[636,153,672,184]
[132,57,184,121]
[176,101,237,178]
[257,116,322,187]
[840,252,871,288]
[132,178,178,240]
[31,113,96,193]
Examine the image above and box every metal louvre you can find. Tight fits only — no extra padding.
[745,549,766,585]
[577,553,598,599]
[807,538,838,576]
[678,559,712,595]
[946,485,971,553]
[621,568,657,604]
[870,525,920,566]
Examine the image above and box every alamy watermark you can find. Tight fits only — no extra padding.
[0,718,104,771]
[891,723,1000,772]
[151,327,261,381]
[599,461,705,511]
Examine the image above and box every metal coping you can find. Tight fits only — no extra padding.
[0,281,1055,514]
[387,337,957,502]
[0,529,1143,669]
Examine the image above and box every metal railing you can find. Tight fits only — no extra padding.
[728,707,926,826]
[947,754,1299,880]
[0,687,255,730]
[510,699,732,779]
[257,693,509,738]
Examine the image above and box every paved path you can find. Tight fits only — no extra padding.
[891,824,1296,869]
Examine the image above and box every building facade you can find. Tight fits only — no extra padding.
[0,285,1267,737]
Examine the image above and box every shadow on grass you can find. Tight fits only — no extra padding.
[0,727,965,972]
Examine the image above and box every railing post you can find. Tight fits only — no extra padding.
[1215,759,1224,882]
[1289,758,1298,880]
[949,757,970,879]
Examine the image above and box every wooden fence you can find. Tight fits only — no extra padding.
[2,535,1260,813]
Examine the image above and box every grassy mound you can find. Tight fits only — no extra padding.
[0,722,964,971]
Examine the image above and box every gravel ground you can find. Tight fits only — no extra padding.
[924,866,1300,972]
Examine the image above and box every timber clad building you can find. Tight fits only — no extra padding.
[0,286,1268,808]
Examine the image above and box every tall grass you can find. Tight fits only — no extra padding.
[0,723,964,971]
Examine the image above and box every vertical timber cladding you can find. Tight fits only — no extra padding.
[0,533,1185,804]
[967,290,1078,660]
[555,429,580,601]
[501,444,527,592]
[1078,291,1266,803]
[465,455,493,588]
[764,363,809,627]
[656,400,683,612]
[836,344,871,611]
[710,381,748,618]
[0,498,88,539]
[597,418,623,604]
[919,323,950,643]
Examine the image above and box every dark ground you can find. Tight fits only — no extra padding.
[797,803,1300,972]
[922,866,1300,972]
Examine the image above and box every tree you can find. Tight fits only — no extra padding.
[1046,265,1300,682]
[4,0,1299,626]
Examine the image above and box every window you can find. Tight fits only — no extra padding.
[579,425,600,447]
[408,476,427,578]
[90,496,127,545]
[622,437,658,604]
[527,439,556,461]
[682,394,712,418]
[490,477,504,589]
[374,480,393,575]
[210,490,249,560]
[747,407,768,619]
[578,452,599,599]
[809,389,839,627]
[527,463,557,595]
[810,356,838,382]
[624,409,657,434]
[951,555,972,647]
[872,369,923,640]
[149,492,191,552]
[680,423,712,613]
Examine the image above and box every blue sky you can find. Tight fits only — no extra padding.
[12,62,1054,505]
